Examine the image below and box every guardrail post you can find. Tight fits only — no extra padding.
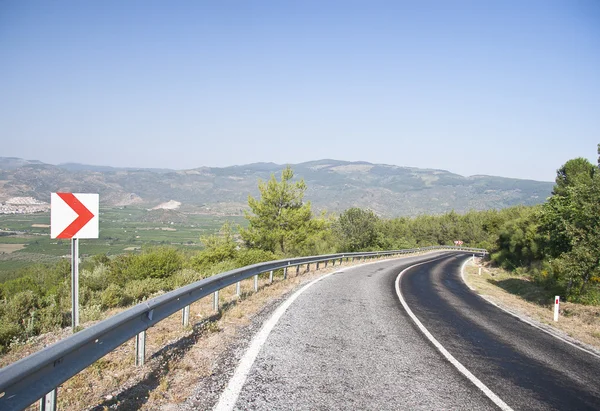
[269,270,274,284]
[39,389,56,411]
[296,265,300,275]
[236,281,241,297]
[284,263,288,279]
[307,263,310,272]
[135,330,146,366]
[316,261,320,270]
[182,305,190,327]
[324,259,328,268]
[213,290,219,312]
[254,274,258,292]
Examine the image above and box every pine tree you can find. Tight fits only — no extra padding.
[240,166,314,254]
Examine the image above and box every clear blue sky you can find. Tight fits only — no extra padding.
[1,1,598,181]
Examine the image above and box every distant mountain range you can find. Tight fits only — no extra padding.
[0,157,554,217]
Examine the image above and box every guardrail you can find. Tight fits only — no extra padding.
[0,246,486,410]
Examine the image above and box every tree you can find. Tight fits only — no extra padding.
[333,208,380,252]
[240,166,314,254]
[492,209,542,269]
[191,222,238,269]
[552,157,595,196]
[539,154,600,301]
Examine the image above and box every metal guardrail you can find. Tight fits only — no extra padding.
[0,246,486,410]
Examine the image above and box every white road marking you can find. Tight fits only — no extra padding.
[215,252,465,410]
[214,271,338,411]
[460,257,476,290]
[460,260,600,360]
[395,259,514,411]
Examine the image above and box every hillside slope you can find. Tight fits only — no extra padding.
[0,157,553,217]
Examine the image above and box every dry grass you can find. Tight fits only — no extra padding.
[6,254,414,411]
[464,259,600,351]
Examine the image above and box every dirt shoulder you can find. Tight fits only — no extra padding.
[463,258,600,355]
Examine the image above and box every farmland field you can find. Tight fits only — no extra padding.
[0,207,246,280]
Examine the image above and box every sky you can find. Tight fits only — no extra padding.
[1,1,598,182]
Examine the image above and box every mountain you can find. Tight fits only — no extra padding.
[0,157,554,217]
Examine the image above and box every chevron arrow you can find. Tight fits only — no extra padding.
[55,193,95,239]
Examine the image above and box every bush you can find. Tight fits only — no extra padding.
[80,304,103,322]
[576,286,600,305]
[81,264,110,292]
[0,321,22,353]
[37,295,67,332]
[5,291,40,325]
[124,278,169,302]
[235,248,277,268]
[0,277,43,300]
[171,269,203,288]
[198,260,239,278]
[101,284,131,309]
[121,248,183,281]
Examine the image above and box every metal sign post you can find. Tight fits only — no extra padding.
[51,192,99,333]
[71,238,80,330]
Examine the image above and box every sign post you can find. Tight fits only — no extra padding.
[51,193,99,332]
[71,238,79,328]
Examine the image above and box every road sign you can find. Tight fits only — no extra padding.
[51,193,99,239]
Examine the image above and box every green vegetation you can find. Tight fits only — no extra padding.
[491,146,600,304]
[1,149,598,354]
[0,208,246,276]
[240,166,328,255]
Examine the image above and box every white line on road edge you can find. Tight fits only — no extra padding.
[395,259,514,411]
[460,257,477,291]
[214,271,338,411]
[460,259,600,360]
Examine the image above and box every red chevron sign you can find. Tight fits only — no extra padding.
[51,193,99,239]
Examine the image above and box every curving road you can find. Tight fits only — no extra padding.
[216,252,600,410]
[400,253,600,411]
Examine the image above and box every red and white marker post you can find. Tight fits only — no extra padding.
[554,295,560,322]
[51,193,99,331]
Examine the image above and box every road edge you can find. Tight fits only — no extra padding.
[460,258,600,360]
[396,256,514,411]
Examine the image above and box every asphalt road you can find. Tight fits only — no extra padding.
[400,253,600,411]
[219,252,600,410]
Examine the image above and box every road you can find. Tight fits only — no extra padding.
[216,252,600,410]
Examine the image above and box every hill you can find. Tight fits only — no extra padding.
[0,157,553,217]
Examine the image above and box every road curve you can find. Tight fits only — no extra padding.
[400,254,600,411]
[216,252,600,410]
[220,253,496,410]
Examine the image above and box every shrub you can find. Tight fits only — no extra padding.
[199,259,239,277]
[124,278,169,302]
[81,264,110,292]
[5,290,40,325]
[121,248,183,281]
[0,321,22,353]
[0,277,43,300]
[80,304,103,322]
[37,295,67,332]
[171,268,203,288]
[101,284,131,309]
[235,248,277,268]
